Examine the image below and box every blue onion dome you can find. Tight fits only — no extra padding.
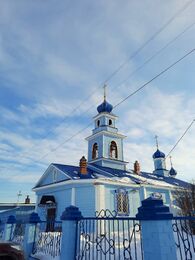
[169,167,177,177]
[97,100,113,114]
[152,149,165,159]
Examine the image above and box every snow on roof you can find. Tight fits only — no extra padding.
[35,162,190,189]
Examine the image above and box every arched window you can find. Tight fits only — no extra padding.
[97,120,100,127]
[110,141,118,159]
[109,119,112,126]
[115,188,129,215]
[92,143,98,159]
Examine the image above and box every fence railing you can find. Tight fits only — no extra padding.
[32,220,62,258]
[75,210,143,260]
[0,222,4,240]
[172,217,195,260]
[9,222,26,246]
[0,204,194,260]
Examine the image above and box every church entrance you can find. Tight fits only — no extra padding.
[46,207,56,232]
[38,195,56,232]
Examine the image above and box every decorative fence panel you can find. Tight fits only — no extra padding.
[0,222,4,240]
[32,220,62,259]
[9,222,26,246]
[172,217,195,260]
[76,212,143,260]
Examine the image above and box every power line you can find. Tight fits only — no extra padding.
[112,20,195,92]
[103,0,195,84]
[17,0,195,151]
[24,19,195,163]
[1,26,195,175]
[114,48,195,109]
[2,1,195,171]
[38,48,195,160]
[166,119,195,158]
[39,122,92,160]
[38,0,194,142]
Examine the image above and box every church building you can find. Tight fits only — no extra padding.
[33,93,189,222]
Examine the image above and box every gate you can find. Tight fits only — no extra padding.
[172,216,195,260]
[32,220,62,258]
[75,210,143,260]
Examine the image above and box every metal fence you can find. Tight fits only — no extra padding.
[9,222,26,246]
[32,220,62,258]
[172,217,195,260]
[0,222,4,240]
[75,210,143,260]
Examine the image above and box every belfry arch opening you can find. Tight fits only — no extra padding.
[110,141,118,159]
[92,143,98,159]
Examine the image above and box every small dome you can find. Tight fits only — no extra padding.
[169,167,177,177]
[153,149,165,159]
[97,100,113,114]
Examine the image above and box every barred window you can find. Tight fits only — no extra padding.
[115,188,129,215]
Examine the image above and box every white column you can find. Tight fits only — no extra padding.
[95,184,105,213]
[71,187,76,206]
[140,186,147,201]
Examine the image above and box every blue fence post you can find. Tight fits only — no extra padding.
[3,215,16,241]
[136,197,177,260]
[23,212,40,259]
[60,205,83,260]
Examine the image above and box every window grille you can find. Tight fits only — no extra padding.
[115,188,129,215]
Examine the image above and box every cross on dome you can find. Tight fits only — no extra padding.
[169,156,173,167]
[153,135,165,159]
[97,84,113,114]
[155,135,159,149]
[103,84,107,101]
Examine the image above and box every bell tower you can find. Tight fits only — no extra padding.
[86,86,128,170]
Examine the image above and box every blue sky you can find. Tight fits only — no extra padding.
[0,0,195,203]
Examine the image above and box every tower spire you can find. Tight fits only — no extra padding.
[169,156,173,167]
[169,155,177,176]
[103,84,107,101]
[155,135,159,149]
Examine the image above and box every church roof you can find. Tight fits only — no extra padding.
[34,163,189,189]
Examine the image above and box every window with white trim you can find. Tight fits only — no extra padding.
[115,188,129,215]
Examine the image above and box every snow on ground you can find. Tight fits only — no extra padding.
[31,252,60,260]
